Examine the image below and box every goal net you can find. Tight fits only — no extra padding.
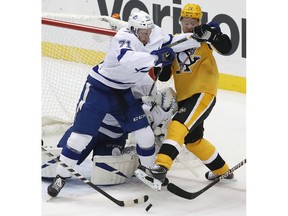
[42,14,118,136]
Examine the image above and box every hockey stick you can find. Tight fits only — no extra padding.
[167,158,246,200]
[42,158,57,169]
[148,34,194,95]
[41,147,149,207]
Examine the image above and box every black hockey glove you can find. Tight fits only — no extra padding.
[151,47,175,67]
[193,24,220,43]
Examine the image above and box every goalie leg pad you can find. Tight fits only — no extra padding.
[42,147,62,178]
[91,150,139,185]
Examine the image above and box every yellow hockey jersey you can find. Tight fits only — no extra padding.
[171,43,219,102]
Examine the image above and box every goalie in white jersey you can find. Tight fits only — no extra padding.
[47,9,200,198]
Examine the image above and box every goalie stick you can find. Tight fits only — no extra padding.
[42,147,149,207]
[167,158,246,200]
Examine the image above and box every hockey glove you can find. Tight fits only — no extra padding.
[142,104,174,129]
[142,87,177,112]
[207,22,221,33]
[193,24,219,43]
[151,47,175,67]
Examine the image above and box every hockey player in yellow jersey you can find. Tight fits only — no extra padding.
[135,3,234,187]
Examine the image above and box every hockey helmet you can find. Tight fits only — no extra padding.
[180,4,202,20]
[128,8,154,34]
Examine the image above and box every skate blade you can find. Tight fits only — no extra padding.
[44,192,53,201]
[134,169,162,191]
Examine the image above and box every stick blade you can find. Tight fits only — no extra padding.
[167,183,195,199]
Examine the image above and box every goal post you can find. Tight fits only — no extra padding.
[42,18,117,36]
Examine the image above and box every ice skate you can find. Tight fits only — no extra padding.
[135,164,169,191]
[47,175,67,197]
[205,170,234,181]
[150,164,168,182]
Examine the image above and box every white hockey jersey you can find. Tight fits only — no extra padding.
[89,25,200,89]
[99,74,155,138]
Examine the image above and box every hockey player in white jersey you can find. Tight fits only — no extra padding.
[47,9,200,198]
[42,74,177,185]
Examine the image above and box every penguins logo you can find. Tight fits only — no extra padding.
[176,48,200,73]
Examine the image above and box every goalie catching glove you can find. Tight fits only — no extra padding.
[142,104,174,130]
[142,87,178,130]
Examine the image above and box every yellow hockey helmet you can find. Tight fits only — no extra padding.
[180,4,202,20]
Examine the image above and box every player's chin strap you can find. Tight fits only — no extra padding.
[41,146,149,207]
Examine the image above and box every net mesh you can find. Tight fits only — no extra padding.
[42,14,112,135]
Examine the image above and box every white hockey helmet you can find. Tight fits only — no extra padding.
[128,9,154,35]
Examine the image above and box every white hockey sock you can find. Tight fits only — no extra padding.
[136,145,157,168]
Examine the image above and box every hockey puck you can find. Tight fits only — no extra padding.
[145,203,153,212]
